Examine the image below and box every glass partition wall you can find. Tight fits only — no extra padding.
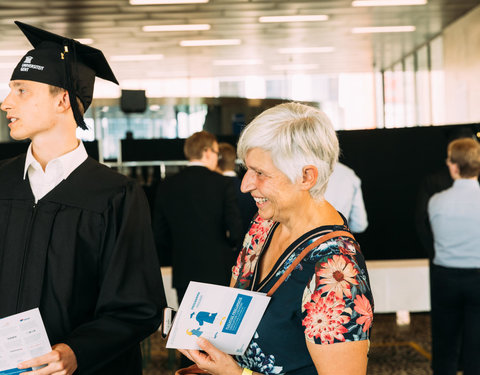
[380,34,447,129]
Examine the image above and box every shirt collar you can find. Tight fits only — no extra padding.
[222,170,237,177]
[453,178,479,188]
[188,161,208,168]
[23,141,88,180]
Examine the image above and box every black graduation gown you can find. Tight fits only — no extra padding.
[0,155,166,374]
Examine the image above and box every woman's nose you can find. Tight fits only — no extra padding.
[241,170,255,193]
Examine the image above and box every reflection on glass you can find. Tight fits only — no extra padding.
[430,36,445,125]
[416,45,432,126]
[384,70,395,128]
[394,62,406,127]
[404,55,416,127]
[92,104,207,160]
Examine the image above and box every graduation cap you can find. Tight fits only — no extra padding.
[10,21,119,130]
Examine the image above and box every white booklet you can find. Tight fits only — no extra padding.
[166,281,270,355]
[0,308,52,375]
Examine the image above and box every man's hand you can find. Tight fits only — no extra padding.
[18,343,77,375]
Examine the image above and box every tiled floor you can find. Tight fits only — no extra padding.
[142,312,433,375]
[368,313,432,375]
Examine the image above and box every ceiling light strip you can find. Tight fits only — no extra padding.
[278,47,334,54]
[180,39,241,46]
[130,0,208,4]
[259,15,329,23]
[143,24,211,32]
[352,0,427,6]
[271,64,319,71]
[351,25,416,33]
[110,54,164,61]
[75,38,94,45]
[213,59,263,66]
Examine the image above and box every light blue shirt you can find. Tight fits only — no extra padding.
[428,179,480,268]
[325,163,368,233]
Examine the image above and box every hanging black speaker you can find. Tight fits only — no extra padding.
[120,89,147,113]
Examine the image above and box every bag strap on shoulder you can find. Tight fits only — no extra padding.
[266,230,355,297]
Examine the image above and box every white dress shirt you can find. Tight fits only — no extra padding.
[324,162,368,233]
[222,170,237,177]
[23,141,88,202]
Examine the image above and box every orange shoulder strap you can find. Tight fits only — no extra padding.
[266,230,355,297]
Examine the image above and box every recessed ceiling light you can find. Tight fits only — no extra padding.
[352,0,427,6]
[213,59,263,66]
[352,26,416,33]
[75,38,94,45]
[110,54,164,61]
[180,39,241,46]
[278,47,334,54]
[271,64,319,71]
[0,50,27,56]
[130,0,208,4]
[143,24,211,32]
[259,15,329,23]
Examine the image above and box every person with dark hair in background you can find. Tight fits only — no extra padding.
[217,142,257,236]
[428,138,480,375]
[153,132,243,369]
[0,22,165,374]
[153,131,243,302]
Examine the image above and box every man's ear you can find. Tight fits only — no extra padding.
[300,165,318,190]
[449,162,461,179]
[56,90,71,113]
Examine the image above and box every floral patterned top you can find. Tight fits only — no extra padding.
[232,215,374,375]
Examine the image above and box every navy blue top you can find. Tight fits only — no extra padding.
[232,215,374,375]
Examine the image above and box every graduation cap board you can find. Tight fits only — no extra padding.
[10,21,119,130]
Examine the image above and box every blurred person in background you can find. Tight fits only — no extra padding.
[153,131,243,302]
[217,142,257,237]
[325,162,368,233]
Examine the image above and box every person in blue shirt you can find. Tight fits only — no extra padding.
[428,137,480,375]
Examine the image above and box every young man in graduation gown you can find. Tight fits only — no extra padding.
[0,22,166,374]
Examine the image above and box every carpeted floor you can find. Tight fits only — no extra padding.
[142,312,433,375]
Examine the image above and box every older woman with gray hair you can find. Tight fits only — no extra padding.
[178,102,374,375]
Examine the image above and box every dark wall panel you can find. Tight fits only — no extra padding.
[337,124,479,260]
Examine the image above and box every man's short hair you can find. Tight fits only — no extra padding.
[184,131,217,161]
[217,142,237,172]
[48,85,85,117]
[448,137,480,178]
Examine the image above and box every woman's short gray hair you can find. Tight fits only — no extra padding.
[237,102,339,200]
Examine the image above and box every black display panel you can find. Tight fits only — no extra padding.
[120,89,147,113]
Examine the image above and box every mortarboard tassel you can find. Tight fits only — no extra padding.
[62,41,88,130]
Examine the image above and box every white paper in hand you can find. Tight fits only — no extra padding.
[166,281,270,355]
[0,308,52,374]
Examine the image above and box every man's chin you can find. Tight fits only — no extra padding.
[9,130,28,141]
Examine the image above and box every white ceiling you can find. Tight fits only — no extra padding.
[0,0,478,83]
